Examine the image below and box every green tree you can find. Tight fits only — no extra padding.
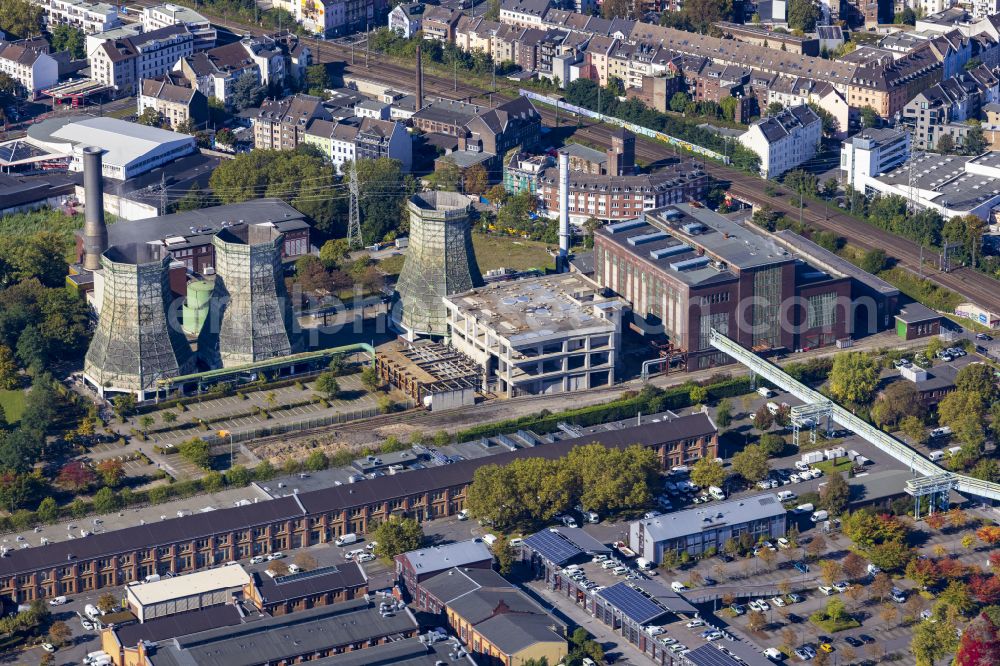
[464,163,489,195]
[96,593,118,613]
[964,120,987,155]
[0,344,17,389]
[758,433,784,456]
[936,133,956,154]
[372,517,424,559]
[766,101,784,116]
[689,385,708,405]
[112,394,137,421]
[715,398,732,428]
[670,92,690,113]
[719,96,738,122]
[752,405,774,432]
[305,450,328,471]
[304,63,331,96]
[732,444,769,482]
[828,352,880,405]
[807,102,839,137]
[859,249,887,274]
[173,184,209,212]
[360,365,380,392]
[691,456,726,489]
[92,486,119,513]
[681,0,734,34]
[955,363,998,408]
[230,71,266,111]
[788,0,821,31]
[820,473,850,514]
[161,410,177,426]
[938,580,976,617]
[137,107,163,127]
[900,415,927,446]
[225,465,251,486]
[178,437,211,469]
[36,496,57,523]
[860,106,879,128]
[492,537,515,575]
[50,24,85,58]
[0,0,43,38]
[314,372,340,399]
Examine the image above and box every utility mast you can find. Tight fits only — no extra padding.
[347,160,362,249]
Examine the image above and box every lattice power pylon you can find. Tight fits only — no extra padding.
[790,401,833,447]
[347,160,363,250]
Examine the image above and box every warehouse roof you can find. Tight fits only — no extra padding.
[127,565,251,606]
[773,230,899,296]
[398,539,493,575]
[253,562,367,605]
[636,493,786,541]
[304,636,476,666]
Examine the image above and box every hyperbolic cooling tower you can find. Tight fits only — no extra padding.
[84,244,193,399]
[394,192,483,339]
[199,223,297,367]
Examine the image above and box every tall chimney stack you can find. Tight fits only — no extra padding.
[82,146,108,272]
[558,151,570,272]
[415,43,424,112]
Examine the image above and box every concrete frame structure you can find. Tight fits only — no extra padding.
[444,273,623,398]
[141,3,216,51]
[394,192,483,340]
[34,0,119,35]
[199,224,297,368]
[83,243,194,400]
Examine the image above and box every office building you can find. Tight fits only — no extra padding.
[34,0,119,35]
[840,127,911,192]
[630,493,788,561]
[395,539,494,599]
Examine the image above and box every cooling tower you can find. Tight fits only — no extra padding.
[199,223,297,367]
[394,192,483,340]
[84,244,193,399]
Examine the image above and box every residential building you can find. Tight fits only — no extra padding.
[422,6,461,42]
[416,567,568,666]
[252,94,331,150]
[141,3,216,51]
[840,127,911,192]
[445,273,624,397]
[766,78,850,139]
[299,0,347,37]
[395,540,494,599]
[454,15,500,55]
[966,0,1000,19]
[499,0,551,29]
[0,40,58,99]
[303,119,358,172]
[35,0,119,35]
[738,104,821,178]
[502,152,552,195]
[714,21,819,55]
[594,204,854,367]
[174,41,261,106]
[138,75,209,130]
[85,23,142,58]
[90,24,195,95]
[901,64,999,149]
[356,117,412,172]
[630,493,788,561]
[846,46,944,120]
[865,151,1000,220]
[355,98,390,119]
[388,2,424,37]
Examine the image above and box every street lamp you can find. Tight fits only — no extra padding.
[219,430,234,469]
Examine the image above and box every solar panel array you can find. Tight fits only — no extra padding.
[597,582,667,625]
[524,529,582,566]
[274,564,341,586]
[684,645,743,666]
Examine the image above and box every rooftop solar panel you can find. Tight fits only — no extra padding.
[273,564,341,586]
[524,529,582,566]
[685,645,744,666]
[596,582,667,625]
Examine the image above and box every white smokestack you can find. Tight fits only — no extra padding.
[558,151,569,271]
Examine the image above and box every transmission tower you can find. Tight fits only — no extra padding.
[347,160,362,250]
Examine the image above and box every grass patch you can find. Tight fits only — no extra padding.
[813,458,854,475]
[471,233,556,272]
[0,208,84,261]
[875,266,963,312]
[378,253,405,278]
[0,389,26,424]
[809,613,861,632]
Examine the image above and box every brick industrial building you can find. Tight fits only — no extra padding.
[0,415,715,603]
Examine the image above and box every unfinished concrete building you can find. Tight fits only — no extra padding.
[83,244,194,400]
[199,223,297,367]
[377,340,481,411]
[393,192,483,340]
[444,273,624,398]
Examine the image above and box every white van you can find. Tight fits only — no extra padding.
[777,491,796,502]
[585,511,600,524]
[48,596,67,606]
[482,534,498,546]
[335,533,358,547]
[709,486,726,500]
[794,503,814,514]
[763,648,783,661]
[928,450,945,462]
[84,604,101,621]
[143,573,161,583]
[930,426,952,438]
[766,402,780,415]
[947,446,963,457]
[757,387,774,398]
[811,510,829,522]
[636,557,655,571]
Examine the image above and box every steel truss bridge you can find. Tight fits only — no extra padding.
[708,330,1000,505]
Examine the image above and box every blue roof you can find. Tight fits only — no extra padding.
[685,645,744,666]
[523,529,582,566]
[596,582,669,625]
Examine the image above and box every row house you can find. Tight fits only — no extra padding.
[582,35,619,87]
[252,93,331,150]
[453,15,500,54]
[388,2,425,38]
[538,8,634,39]
[880,28,971,79]
[174,40,261,107]
[422,5,462,43]
[902,64,1000,148]
[34,0,119,35]
[90,24,194,96]
[499,0,552,29]
[0,40,58,99]
[767,77,850,138]
[846,46,943,120]
[303,119,357,171]
[607,41,674,91]
[356,117,413,171]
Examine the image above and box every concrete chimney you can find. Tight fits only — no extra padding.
[415,43,423,112]
[558,151,570,272]
[82,146,108,272]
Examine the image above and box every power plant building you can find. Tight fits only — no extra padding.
[394,192,483,340]
[83,243,195,400]
[199,223,298,367]
[444,273,624,398]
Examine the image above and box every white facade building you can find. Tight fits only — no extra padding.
[840,127,911,192]
[0,41,58,99]
[90,24,194,95]
[498,0,551,29]
[738,104,821,179]
[388,2,422,38]
[965,0,1000,19]
[141,3,216,51]
[35,0,120,35]
[444,273,623,398]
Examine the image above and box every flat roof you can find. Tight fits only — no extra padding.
[848,468,919,503]
[126,564,250,606]
[115,604,248,646]
[877,153,1000,212]
[253,562,366,605]
[636,493,786,542]
[29,115,195,170]
[445,273,622,343]
[774,230,899,296]
[895,302,941,323]
[303,637,475,666]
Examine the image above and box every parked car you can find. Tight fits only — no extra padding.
[845,637,863,648]
[794,562,809,574]
[777,538,791,549]
[730,603,746,615]
[457,510,469,521]
[686,619,704,628]
[787,593,804,603]
[832,581,849,592]
[41,643,56,652]
[748,600,764,612]
[786,613,804,624]
[266,552,285,561]
[249,555,265,565]
[818,586,835,596]
[671,581,688,592]
[771,596,786,607]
